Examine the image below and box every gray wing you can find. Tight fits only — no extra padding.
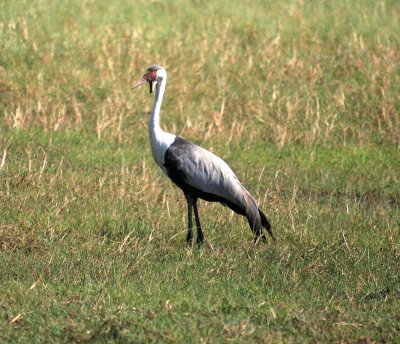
[164,137,258,208]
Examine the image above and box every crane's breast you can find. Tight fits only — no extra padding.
[150,130,176,169]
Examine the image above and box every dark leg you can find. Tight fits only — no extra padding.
[185,194,194,245]
[193,199,204,245]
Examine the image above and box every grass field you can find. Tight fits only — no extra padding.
[1,0,399,342]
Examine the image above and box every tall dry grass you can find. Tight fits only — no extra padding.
[1,0,399,147]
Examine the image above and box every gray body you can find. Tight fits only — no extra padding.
[164,137,273,244]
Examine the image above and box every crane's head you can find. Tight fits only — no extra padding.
[133,64,166,94]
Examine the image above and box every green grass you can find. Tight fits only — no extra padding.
[1,0,399,342]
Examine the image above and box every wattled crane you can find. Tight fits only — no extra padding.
[133,65,274,245]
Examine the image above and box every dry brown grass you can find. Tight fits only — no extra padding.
[1,1,399,147]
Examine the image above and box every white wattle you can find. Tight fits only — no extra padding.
[148,70,176,170]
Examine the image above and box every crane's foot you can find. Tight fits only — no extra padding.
[186,229,193,246]
[254,234,267,244]
[196,226,204,247]
[196,236,204,247]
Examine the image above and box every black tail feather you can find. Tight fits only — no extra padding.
[259,209,275,241]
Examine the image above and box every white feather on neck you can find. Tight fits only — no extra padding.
[148,69,176,169]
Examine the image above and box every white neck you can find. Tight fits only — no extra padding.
[148,72,176,168]
[149,77,167,133]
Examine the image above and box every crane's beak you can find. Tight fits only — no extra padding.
[132,77,147,90]
[132,75,155,94]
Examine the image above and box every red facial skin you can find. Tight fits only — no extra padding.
[145,70,157,81]
[132,69,158,93]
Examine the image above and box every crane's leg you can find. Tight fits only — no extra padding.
[185,194,194,245]
[193,199,204,245]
